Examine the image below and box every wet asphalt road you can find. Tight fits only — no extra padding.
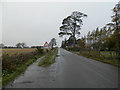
[5,48,118,88]
[55,48,118,88]
[5,56,57,88]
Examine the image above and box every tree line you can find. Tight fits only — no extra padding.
[0,38,57,49]
[59,2,120,59]
[0,42,28,48]
[0,42,41,48]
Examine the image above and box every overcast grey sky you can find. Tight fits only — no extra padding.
[1,2,118,47]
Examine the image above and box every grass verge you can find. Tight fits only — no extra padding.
[77,51,120,67]
[2,54,43,87]
[38,48,58,67]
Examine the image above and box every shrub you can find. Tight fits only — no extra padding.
[37,47,44,54]
[38,48,58,66]
[2,50,40,77]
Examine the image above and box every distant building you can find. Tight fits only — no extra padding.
[86,39,92,46]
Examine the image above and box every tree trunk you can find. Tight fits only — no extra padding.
[73,23,76,48]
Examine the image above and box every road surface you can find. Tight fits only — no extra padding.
[5,48,118,88]
[5,56,57,88]
[55,48,118,88]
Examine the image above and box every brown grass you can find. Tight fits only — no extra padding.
[2,48,37,56]
[2,48,43,86]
